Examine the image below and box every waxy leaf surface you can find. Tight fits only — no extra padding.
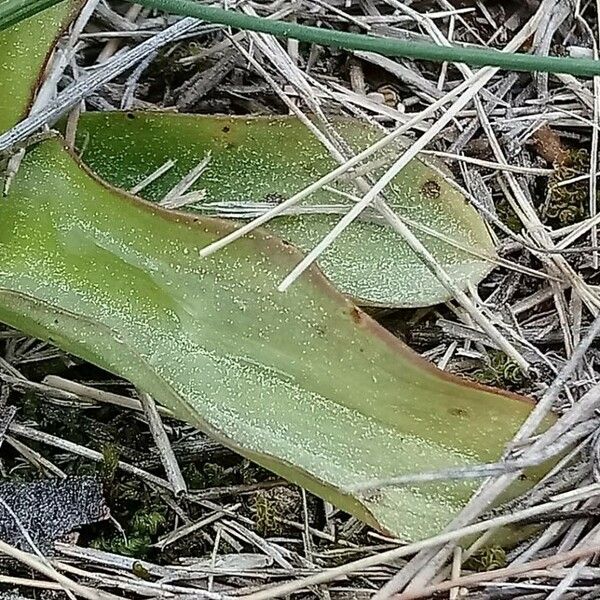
[0,6,549,542]
[76,112,496,307]
[0,0,80,132]
[0,137,542,540]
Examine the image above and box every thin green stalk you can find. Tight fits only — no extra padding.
[136,0,600,77]
[0,0,64,31]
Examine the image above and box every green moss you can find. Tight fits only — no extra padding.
[92,532,153,557]
[545,148,590,226]
[91,508,166,559]
[473,351,527,390]
[131,509,166,535]
[147,40,204,80]
[495,199,522,233]
[132,561,153,580]
[100,443,120,484]
[464,546,507,571]
[250,487,302,536]
[252,491,280,535]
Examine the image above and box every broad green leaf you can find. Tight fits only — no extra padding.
[0,136,548,540]
[0,1,549,541]
[0,0,81,132]
[0,1,66,32]
[75,112,496,307]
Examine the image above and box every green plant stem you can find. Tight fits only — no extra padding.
[4,0,599,77]
[136,0,600,77]
[0,0,64,31]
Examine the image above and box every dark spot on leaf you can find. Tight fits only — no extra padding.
[222,125,230,133]
[421,179,441,199]
[449,407,468,417]
[126,113,136,120]
[350,307,363,324]
[363,490,383,503]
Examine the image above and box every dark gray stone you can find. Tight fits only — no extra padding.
[0,477,108,554]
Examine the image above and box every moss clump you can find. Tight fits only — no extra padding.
[250,487,302,536]
[91,508,166,558]
[182,459,265,489]
[545,148,590,226]
[473,351,527,390]
[100,443,120,485]
[464,546,507,571]
[495,198,522,233]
